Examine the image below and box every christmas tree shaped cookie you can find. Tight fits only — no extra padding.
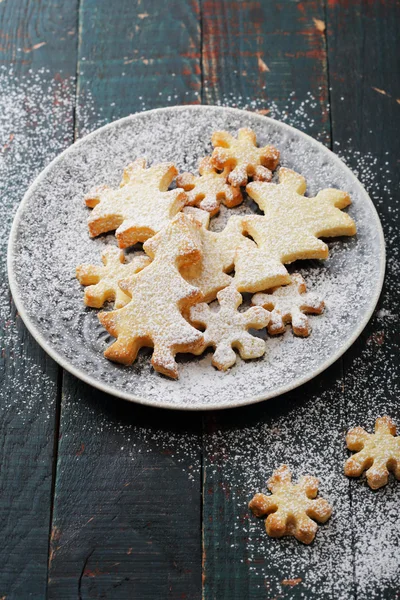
[235,167,357,292]
[181,208,248,302]
[98,213,205,379]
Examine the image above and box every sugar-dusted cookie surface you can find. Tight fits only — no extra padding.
[345,416,400,489]
[190,285,270,371]
[236,167,357,293]
[246,167,357,258]
[98,213,205,379]
[85,157,186,248]
[181,208,248,302]
[211,127,280,187]
[176,156,242,216]
[76,246,151,309]
[182,208,291,299]
[252,273,325,337]
[249,465,332,545]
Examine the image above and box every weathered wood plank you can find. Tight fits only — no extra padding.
[48,1,203,598]
[0,1,78,598]
[76,0,202,126]
[49,375,202,599]
[203,376,354,599]
[327,1,400,597]
[201,1,356,597]
[202,0,331,144]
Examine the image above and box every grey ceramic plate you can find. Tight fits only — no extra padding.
[8,106,385,410]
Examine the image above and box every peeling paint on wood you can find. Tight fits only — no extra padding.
[313,17,326,32]
[0,1,77,597]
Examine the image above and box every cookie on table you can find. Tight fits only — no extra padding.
[249,465,332,545]
[345,416,400,489]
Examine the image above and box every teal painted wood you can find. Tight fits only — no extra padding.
[327,1,400,597]
[0,1,78,598]
[76,0,202,126]
[2,1,397,598]
[201,0,331,145]
[48,375,202,599]
[200,1,356,598]
[48,1,203,598]
[202,376,354,599]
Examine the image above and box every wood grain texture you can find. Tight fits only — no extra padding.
[202,376,354,599]
[200,1,356,598]
[48,375,202,599]
[2,0,398,598]
[76,0,201,126]
[201,0,330,144]
[0,1,77,598]
[327,1,400,597]
[48,1,203,598]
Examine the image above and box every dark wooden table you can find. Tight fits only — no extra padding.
[1,1,399,598]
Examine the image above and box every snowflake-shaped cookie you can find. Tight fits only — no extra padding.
[98,213,205,379]
[249,465,332,545]
[76,246,151,309]
[176,156,242,216]
[345,416,400,489]
[235,167,357,293]
[85,158,186,248]
[211,127,280,186]
[190,285,270,371]
[252,273,324,337]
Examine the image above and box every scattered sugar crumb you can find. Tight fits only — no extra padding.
[1,69,398,598]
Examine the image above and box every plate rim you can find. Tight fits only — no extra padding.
[7,105,386,411]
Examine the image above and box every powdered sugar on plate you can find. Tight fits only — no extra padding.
[2,70,398,597]
[8,105,384,409]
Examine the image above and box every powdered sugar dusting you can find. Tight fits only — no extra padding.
[190,285,270,371]
[1,68,74,417]
[9,105,383,409]
[203,387,399,597]
[98,214,205,380]
[252,273,325,337]
[2,69,398,597]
